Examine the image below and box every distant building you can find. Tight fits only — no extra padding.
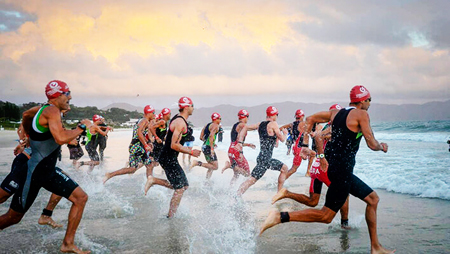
[121,118,139,127]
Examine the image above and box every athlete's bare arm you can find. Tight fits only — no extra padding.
[170,119,201,157]
[44,106,90,145]
[351,110,387,152]
[270,122,287,142]
[209,123,219,149]
[137,118,152,151]
[151,120,165,143]
[279,122,293,130]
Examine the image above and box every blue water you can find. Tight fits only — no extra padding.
[217,120,450,200]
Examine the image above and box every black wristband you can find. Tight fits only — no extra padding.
[77,123,86,131]
[42,208,53,217]
[300,143,308,147]
[280,212,290,223]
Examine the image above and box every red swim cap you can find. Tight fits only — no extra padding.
[295,109,304,118]
[93,114,101,122]
[161,108,171,115]
[45,80,70,99]
[350,85,371,103]
[329,104,342,110]
[266,106,279,117]
[211,112,221,121]
[144,105,155,114]
[238,109,249,119]
[178,97,193,109]
[156,113,163,120]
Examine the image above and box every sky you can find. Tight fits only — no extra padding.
[1,0,449,109]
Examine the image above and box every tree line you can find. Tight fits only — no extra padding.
[0,101,143,127]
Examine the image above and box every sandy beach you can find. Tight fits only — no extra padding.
[0,129,449,253]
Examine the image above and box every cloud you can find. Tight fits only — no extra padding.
[0,0,449,108]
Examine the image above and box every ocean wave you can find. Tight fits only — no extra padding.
[372,120,450,133]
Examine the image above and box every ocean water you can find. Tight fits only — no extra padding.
[0,120,449,253]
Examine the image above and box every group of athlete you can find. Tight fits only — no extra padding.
[0,80,394,254]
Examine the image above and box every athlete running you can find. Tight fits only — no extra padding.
[0,80,91,253]
[146,108,171,176]
[260,86,395,254]
[272,104,351,228]
[190,112,222,179]
[103,105,157,184]
[77,114,110,171]
[144,97,201,218]
[221,109,256,185]
[236,106,289,196]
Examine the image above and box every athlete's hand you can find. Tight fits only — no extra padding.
[300,147,313,160]
[248,143,256,149]
[144,143,153,152]
[319,158,328,172]
[191,149,202,157]
[380,142,388,153]
[13,143,24,156]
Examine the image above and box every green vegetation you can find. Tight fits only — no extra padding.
[0,101,143,129]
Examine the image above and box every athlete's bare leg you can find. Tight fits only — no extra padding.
[103,164,143,184]
[237,177,257,196]
[364,192,396,254]
[272,188,320,206]
[144,175,173,195]
[305,155,315,177]
[260,206,336,235]
[60,187,90,254]
[221,161,231,173]
[276,164,290,191]
[191,159,218,179]
[167,187,187,218]
[0,188,12,204]
[38,193,63,228]
[0,208,24,229]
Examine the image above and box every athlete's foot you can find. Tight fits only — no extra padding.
[60,243,91,254]
[103,173,111,184]
[305,171,310,177]
[38,215,63,228]
[371,245,396,254]
[271,188,288,204]
[221,161,231,174]
[259,211,281,235]
[144,176,155,196]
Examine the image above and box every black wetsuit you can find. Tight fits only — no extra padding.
[250,121,284,180]
[152,123,168,162]
[324,107,373,212]
[201,122,217,162]
[158,114,192,189]
[10,105,78,213]
[97,123,108,161]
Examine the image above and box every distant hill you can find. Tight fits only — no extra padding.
[102,103,141,112]
[103,100,450,127]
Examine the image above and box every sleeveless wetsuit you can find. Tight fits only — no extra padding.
[250,121,284,180]
[128,118,152,168]
[159,114,192,189]
[201,122,218,162]
[12,104,78,213]
[151,122,168,162]
[324,107,373,212]
[85,128,100,161]
[227,122,250,172]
